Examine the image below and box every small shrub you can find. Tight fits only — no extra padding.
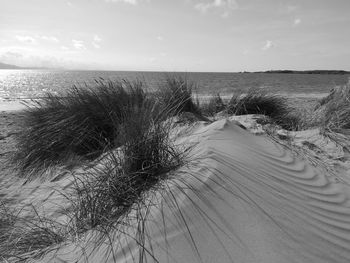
[13,79,147,175]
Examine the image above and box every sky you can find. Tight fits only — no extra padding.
[0,0,350,71]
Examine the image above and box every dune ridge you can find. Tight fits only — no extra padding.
[30,119,350,263]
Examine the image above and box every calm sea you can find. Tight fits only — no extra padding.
[0,69,349,100]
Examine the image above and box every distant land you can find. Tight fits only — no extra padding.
[250,70,350,75]
[1,62,349,74]
[0,62,53,70]
[0,62,22,69]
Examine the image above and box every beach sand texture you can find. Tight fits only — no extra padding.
[18,119,348,263]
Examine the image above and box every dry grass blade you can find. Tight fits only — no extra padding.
[0,203,67,262]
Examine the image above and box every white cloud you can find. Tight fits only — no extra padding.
[105,0,138,5]
[15,35,36,44]
[262,40,274,51]
[39,35,59,42]
[92,35,102,49]
[293,18,301,26]
[195,0,238,15]
[0,49,100,70]
[156,36,164,41]
[72,39,86,50]
[94,35,102,42]
[92,42,101,49]
[61,46,69,51]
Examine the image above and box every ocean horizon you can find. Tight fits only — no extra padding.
[1,69,349,100]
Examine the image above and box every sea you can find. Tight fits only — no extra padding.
[0,69,349,100]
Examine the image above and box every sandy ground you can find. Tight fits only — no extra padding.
[0,110,23,178]
[1,97,350,263]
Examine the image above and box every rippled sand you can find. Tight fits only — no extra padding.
[12,118,346,263]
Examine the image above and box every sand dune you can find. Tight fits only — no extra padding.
[31,119,350,263]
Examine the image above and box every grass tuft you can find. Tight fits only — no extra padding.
[13,79,147,176]
[321,83,350,132]
[157,76,201,116]
[200,93,226,116]
[227,87,300,130]
[0,203,66,262]
[71,100,184,233]
[315,81,350,148]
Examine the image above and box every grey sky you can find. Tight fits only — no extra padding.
[1,0,349,71]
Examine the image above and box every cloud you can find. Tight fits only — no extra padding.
[94,35,102,42]
[0,50,99,69]
[72,39,86,50]
[92,42,101,49]
[105,0,138,5]
[293,18,301,26]
[0,51,24,63]
[39,35,59,42]
[262,40,274,51]
[156,36,164,41]
[15,35,36,44]
[194,0,238,15]
[92,35,102,49]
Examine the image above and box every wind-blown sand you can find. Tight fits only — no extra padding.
[2,117,343,263]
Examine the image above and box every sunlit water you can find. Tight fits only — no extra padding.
[0,70,349,100]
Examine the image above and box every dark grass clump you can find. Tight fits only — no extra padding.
[227,87,300,130]
[71,100,184,232]
[13,79,146,175]
[157,76,202,117]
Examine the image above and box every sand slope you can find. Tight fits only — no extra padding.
[32,119,350,263]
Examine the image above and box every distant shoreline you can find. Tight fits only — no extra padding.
[1,62,350,74]
[248,70,350,75]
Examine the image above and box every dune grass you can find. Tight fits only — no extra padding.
[200,93,226,116]
[13,79,147,175]
[321,83,350,132]
[315,82,350,148]
[157,76,202,117]
[71,100,184,232]
[227,87,301,130]
[9,77,186,260]
[0,203,67,262]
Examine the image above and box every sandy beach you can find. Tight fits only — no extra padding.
[1,93,350,263]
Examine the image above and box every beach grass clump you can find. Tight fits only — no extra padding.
[227,87,300,130]
[0,203,66,262]
[200,93,226,116]
[321,83,350,132]
[71,101,183,232]
[13,79,147,175]
[157,76,201,116]
[315,82,350,148]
